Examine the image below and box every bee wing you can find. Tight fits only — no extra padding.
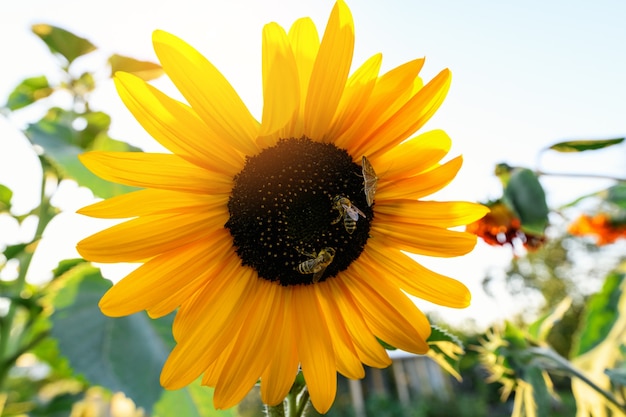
[312,265,326,283]
[342,204,360,221]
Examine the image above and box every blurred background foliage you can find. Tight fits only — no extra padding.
[1,24,626,417]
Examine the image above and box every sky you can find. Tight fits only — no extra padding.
[1,0,626,328]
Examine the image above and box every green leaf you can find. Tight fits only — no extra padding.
[571,271,624,357]
[3,243,28,260]
[51,258,87,279]
[154,379,237,417]
[4,76,54,111]
[549,138,624,152]
[0,183,13,211]
[525,367,551,417]
[528,297,572,343]
[31,24,96,65]
[426,326,465,382]
[109,54,164,81]
[605,367,626,387]
[503,168,549,236]
[50,264,176,414]
[26,116,137,198]
[606,184,626,210]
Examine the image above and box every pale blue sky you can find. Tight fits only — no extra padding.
[2,0,625,327]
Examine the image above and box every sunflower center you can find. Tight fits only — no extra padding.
[225,137,373,286]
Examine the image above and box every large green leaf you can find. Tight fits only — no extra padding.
[549,138,624,152]
[503,168,549,236]
[606,184,626,210]
[50,264,175,414]
[109,54,164,81]
[26,115,138,198]
[31,24,96,65]
[571,271,624,357]
[4,76,54,111]
[154,379,237,417]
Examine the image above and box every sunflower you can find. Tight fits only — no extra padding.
[76,1,487,413]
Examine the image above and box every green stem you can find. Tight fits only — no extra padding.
[535,170,626,183]
[0,171,56,390]
[295,389,310,417]
[529,347,626,412]
[266,402,286,417]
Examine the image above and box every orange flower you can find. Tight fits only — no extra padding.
[568,213,626,245]
[466,201,544,250]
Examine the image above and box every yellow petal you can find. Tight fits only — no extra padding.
[147,247,239,319]
[260,289,299,406]
[317,282,365,379]
[336,58,424,151]
[257,22,299,147]
[161,267,257,388]
[342,266,430,353]
[365,241,471,308]
[376,200,489,228]
[371,221,478,258]
[213,280,282,409]
[77,211,227,263]
[294,285,336,414]
[79,152,232,195]
[78,189,227,219]
[285,17,320,138]
[327,278,391,368]
[201,337,236,387]
[152,30,260,156]
[376,155,462,201]
[362,69,451,159]
[327,53,382,145]
[114,72,243,175]
[370,129,452,181]
[304,0,354,140]
[99,231,232,316]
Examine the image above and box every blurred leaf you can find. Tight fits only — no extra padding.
[605,367,626,387]
[51,264,176,414]
[91,133,142,153]
[503,168,549,236]
[26,115,137,198]
[31,24,96,65]
[0,183,13,211]
[109,54,164,81]
[72,72,96,95]
[571,271,624,357]
[154,379,237,417]
[525,367,551,417]
[606,184,626,210]
[549,138,624,152]
[376,337,397,351]
[5,76,54,111]
[3,243,28,260]
[75,111,111,148]
[52,258,88,279]
[29,392,84,417]
[528,297,572,343]
[426,326,464,382]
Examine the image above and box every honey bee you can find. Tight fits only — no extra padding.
[361,156,378,207]
[297,247,336,283]
[332,195,366,234]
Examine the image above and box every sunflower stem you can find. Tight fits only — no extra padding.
[294,388,310,417]
[265,402,286,417]
[0,168,56,390]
